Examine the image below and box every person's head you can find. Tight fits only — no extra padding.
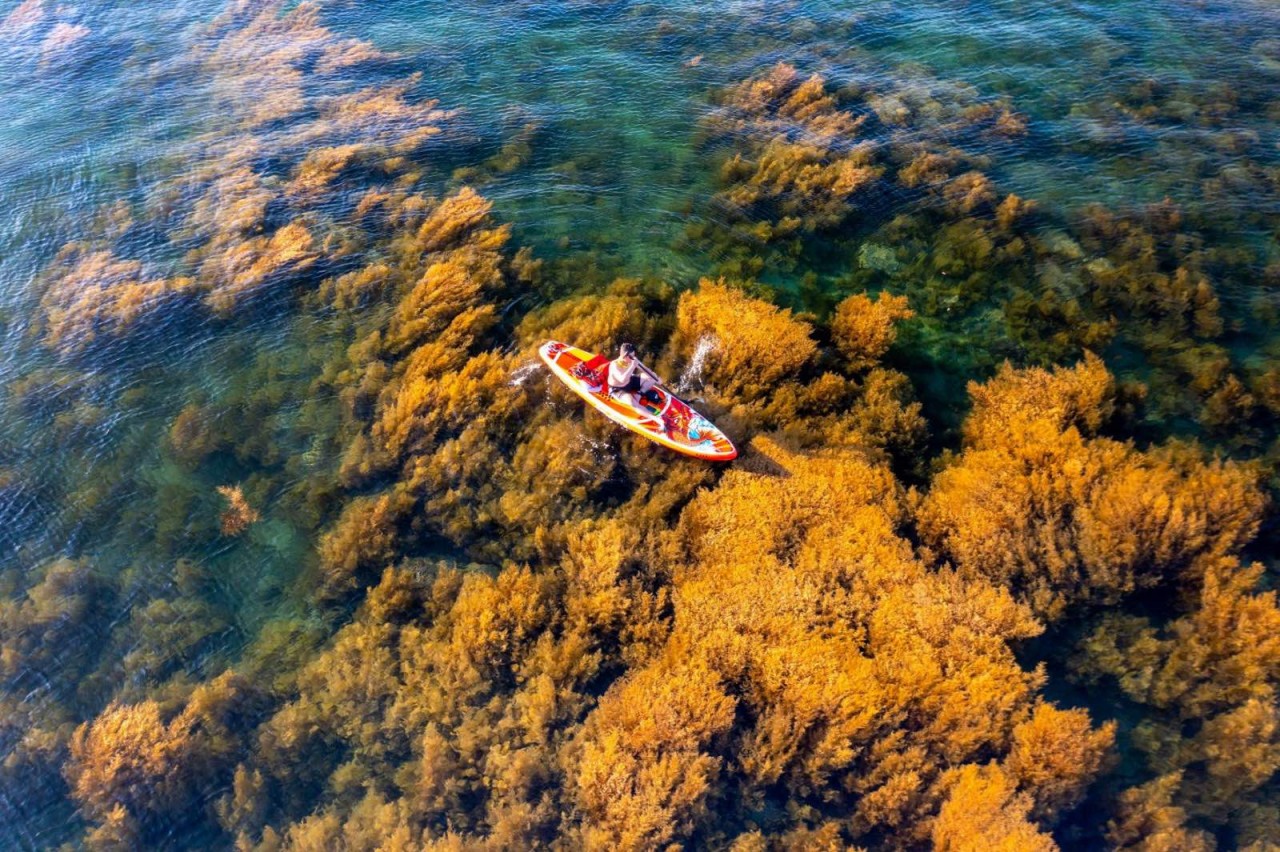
[618,342,635,360]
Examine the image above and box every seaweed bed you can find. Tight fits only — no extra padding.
[1,1,1280,849]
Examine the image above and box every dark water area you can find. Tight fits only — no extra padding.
[1,0,1278,848]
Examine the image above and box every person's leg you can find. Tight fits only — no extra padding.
[637,373,662,406]
[613,387,666,431]
[609,374,640,407]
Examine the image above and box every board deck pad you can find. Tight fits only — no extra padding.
[539,340,737,461]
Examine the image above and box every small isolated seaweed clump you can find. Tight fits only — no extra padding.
[216,485,260,536]
[196,221,320,318]
[830,290,913,370]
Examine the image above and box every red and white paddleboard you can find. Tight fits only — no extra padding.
[539,340,737,461]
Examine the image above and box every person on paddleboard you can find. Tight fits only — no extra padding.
[608,343,665,432]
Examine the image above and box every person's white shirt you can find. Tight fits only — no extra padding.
[608,356,638,388]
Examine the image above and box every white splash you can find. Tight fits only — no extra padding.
[577,433,613,457]
[509,361,542,387]
[675,335,716,394]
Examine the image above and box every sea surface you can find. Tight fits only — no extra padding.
[0,0,1277,847]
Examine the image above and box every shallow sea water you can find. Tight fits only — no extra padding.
[0,0,1278,846]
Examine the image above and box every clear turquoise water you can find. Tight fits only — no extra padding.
[0,0,1277,846]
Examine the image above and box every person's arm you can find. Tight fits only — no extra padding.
[635,359,664,386]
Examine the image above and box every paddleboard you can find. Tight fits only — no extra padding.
[538,340,737,461]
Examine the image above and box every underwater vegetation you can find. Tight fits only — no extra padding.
[1,1,1280,849]
[917,355,1264,621]
[688,62,1280,452]
[32,0,458,356]
[13,175,1278,845]
[0,0,91,68]
[691,61,1026,281]
[28,262,1280,848]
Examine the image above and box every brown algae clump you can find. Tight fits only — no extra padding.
[39,247,198,354]
[34,0,460,355]
[216,485,261,536]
